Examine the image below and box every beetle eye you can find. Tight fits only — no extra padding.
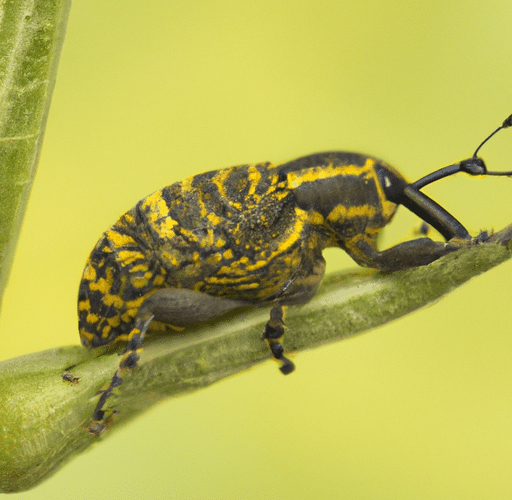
[375,163,407,203]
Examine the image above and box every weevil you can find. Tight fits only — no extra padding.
[78,114,511,434]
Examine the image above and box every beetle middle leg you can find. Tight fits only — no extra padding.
[262,303,295,375]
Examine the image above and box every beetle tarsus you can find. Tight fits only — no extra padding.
[262,304,295,374]
[279,356,295,375]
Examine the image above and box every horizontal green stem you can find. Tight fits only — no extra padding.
[1,224,511,492]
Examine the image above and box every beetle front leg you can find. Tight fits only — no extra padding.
[262,304,295,375]
[345,235,461,272]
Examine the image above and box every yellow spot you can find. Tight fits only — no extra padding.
[121,309,137,323]
[126,295,146,309]
[309,211,324,225]
[131,263,149,273]
[107,230,136,249]
[247,166,262,195]
[206,253,222,264]
[223,248,233,260]
[102,325,111,338]
[80,328,95,342]
[132,276,149,288]
[153,274,165,286]
[102,293,124,308]
[86,313,99,324]
[200,229,215,248]
[236,282,259,290]
[78,299,91,311]
[118,250,146,266]
[207,212,222,225]
[157,217,178,239]
[83,264,96,282]
[326,203,377,223]
[216,238,226,248]
[108,316,121,328]
[179,227,199,242]
[142,191,170,223]
[89,277,111,294]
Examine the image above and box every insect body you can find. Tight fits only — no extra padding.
[80,115,511,434]
[61,372,80,385]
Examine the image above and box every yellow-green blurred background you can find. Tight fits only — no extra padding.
[2,1,512,498]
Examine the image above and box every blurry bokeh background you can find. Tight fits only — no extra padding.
[2,1,512,498]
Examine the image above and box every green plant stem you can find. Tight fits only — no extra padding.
[0,0,71,311]
[0,225,511,492]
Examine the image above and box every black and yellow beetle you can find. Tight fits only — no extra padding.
[78,114,511,434]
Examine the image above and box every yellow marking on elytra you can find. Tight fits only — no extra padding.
[200,229,215,248]
[180,176,194,194]
[142,191,170,222]
[121,309,138,323]
[89,277,112,294]
[106,230,137,249]
[132,277,149,288]
[78,299,91,311]
[247,166,262,202]
[118,250,146,266]
[83,264,96,282]
[123,213,134,224]
[206,253,222,264]
[178,227,200,243]
[102,293,124,308]
[207,212,222,225]
[125,295,147,309]
[108,316,121,328]
[211,169,231,201]
[80,328,95,341]
[131,264,149,273]
[86,312,100,324]
[153,274,165,286]
[157,217,178,239]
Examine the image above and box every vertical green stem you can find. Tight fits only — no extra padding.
[0,0,72,312]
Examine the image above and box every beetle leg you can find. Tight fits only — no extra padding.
[87,288,249,434]
[262,303,295,375]
[87,311,154,435]
[344,235,461,272]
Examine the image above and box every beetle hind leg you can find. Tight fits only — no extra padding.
[262,304,295,375]
[87,312,154,435]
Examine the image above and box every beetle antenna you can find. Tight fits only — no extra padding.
[473,113,512,158]
[411,113,512,189]
[476,113,512,176]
